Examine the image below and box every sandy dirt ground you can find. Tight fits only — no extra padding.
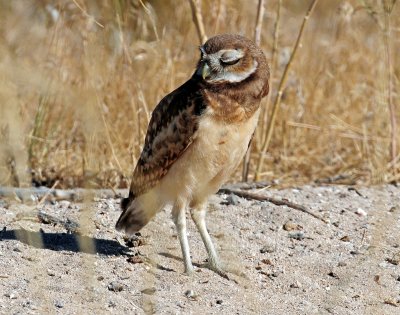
[1,185,400,315]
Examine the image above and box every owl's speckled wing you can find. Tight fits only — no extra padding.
[128,78,206,198]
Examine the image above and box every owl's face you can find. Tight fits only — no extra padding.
[195,34,268,87]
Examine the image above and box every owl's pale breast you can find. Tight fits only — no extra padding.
[158,107,260,206]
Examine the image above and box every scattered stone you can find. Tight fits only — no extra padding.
[379,262,389,268]
[108,301,117,308]
[124,235,145,247]
[261,259,272,265]
[290,281,301,289]
[176,302,185,308]
[288,232,305,240]
[141,287,156,295]
[374,275,381,284]
[13,247,22,253]
[47,269,55,276]
[283,221,302,231]
[389,206,397,213]
[6,292,18,299]
[108,281,125,292]
[384,298,399,307]
[328,271,339,279]
[0,200,9,208]
[97,276,104,281]
[184,290,197,300]
[59,200,71,208]
[397,276,400,282]
[260,244,275,254]
[216,299,223,305]
[54,300,64,308]
[355,208,367,216]
[104,200,115,211]
[340,235,350,242]
[127,255,144,264]
[386,257,399,266]
[22,300,34,308]
[226,194,240,206]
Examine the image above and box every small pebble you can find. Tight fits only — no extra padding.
[355,208,367,216]
[340,235,350,242]
[328,271,339,279]
[386,257,399,266]
[59,200,71,208]
[226,194,240,206]
[290,281,301,289]
[184,290,197,300]
[338,261,347,267]
[47,269,55,276]
[260,244,275,254]
[379,262,389,268]
[216,299,223,305]
[141,287,156,295]
[389,206,397,213]
[54,300,64,308]
[384,298,399,307]
[288,232,304,240]
[127,255,144,264]
[124,235,144,248]
[261,259,272,265]
[7,292,17,299]
[283,221,302,231]
[108,281,125,292]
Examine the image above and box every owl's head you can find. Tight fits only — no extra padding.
[195,34,269,96]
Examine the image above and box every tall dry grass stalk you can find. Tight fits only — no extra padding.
[242,0,266,181]
[0,0,398,188]
[254,0,320,181]
[188,0,208,44]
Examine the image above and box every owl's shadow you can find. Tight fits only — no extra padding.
[0,228,129,256]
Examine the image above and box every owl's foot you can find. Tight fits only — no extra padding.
[183,264,194,275]
[205,261,229,280]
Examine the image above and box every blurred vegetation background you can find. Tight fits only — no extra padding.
[0,0,398,189]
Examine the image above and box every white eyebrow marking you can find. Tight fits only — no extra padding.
[209,60,258,83]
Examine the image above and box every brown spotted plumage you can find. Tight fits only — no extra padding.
[116,34,269,277]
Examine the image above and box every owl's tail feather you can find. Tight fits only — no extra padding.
[116,191,163,235]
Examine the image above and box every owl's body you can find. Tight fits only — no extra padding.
[117,34,269,276]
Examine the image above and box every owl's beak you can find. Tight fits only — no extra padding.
[200,63,211,80]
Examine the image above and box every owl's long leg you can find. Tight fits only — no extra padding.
[190,204,228,279]
[172,200,193,274]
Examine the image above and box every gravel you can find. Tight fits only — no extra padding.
[1,185,399,314]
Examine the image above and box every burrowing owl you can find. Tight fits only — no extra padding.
[116,34,269,277]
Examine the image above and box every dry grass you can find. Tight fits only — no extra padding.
[0,0,399,189]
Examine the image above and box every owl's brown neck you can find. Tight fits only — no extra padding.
[198,74,265,124]
[201,88,260,124]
